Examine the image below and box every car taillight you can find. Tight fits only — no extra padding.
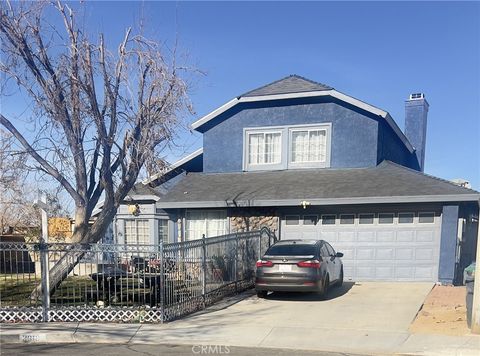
[297,260,321,268]
[256,260,274,267]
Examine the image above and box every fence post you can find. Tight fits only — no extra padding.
[201,234,207,308]
[234,233,238,292]
[159,240,165,323]
[39,242,50,322]
[258,229,263,261]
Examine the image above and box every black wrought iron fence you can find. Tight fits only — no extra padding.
[0,228,275,323]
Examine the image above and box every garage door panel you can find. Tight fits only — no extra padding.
[397,230,415,242]
[377,231,395,242]
[415,266,435,279]
[396,248,414,260]
[375,266,394,279]
[356,248,375,260]
[281,211,441,282]
[301,231,317,240]
[396,266,414,279]
[338,231,355,242]
[415,248,434,260]
[417,230,435,242]
[376,248,394,260]
[358,231,375,242]
[356,266,375,279]
[321,231,337,241]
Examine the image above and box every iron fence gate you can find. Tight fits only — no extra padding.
[0,228,275,323]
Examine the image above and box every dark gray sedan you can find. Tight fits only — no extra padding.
[255,239,344,298]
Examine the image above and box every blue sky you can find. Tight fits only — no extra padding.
[4,1,480,189]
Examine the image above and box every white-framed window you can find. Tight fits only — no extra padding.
[185,210,227,241]
[399,213,414,224]
[243,123,331,171]
[124,219,150,245]
[340,214,355,225]
[303,215,318,225]
[379,213,394,224]
[321,214,336,225]
[419,212,435,224]
[359,213,375,225]
[247,131,282,167]
[158,219,169,244]
[285,215,300,225]
[290,128,328,165]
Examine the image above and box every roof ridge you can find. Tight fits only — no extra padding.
[381,160,479,194]
[289,74,332,90]
[239,74,332,98]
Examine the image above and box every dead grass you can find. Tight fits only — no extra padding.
[409,285,470,336]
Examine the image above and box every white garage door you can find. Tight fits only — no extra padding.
[281,212,442,282]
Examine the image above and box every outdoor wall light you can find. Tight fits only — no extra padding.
[128,203,141,216]
[300,200,311,209]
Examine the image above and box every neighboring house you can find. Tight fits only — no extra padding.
[113,75,479,284]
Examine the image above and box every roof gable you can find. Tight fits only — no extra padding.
[190,75,414,154]
[241,75,332,97]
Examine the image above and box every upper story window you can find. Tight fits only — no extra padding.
[290,128,327,164]
[244,123,331,171]
[248,131,282,165]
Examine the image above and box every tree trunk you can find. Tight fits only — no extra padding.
[31,205,116,301]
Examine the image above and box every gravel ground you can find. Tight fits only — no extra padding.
[409,285,470,336]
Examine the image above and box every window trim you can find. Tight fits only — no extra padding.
[185,209,228,240]
[418,212,435,224]
[398,212,415,224]
[288,124,332,168]
[243,123,332,171]
[303,215,318,226]
[358,213,375,225]
[285,215,300,226]
[158,218,169,244]
[378,213,395,224]
[243,127,286,171]
[321,214,337,225]
[124,219,151,245]
[339,214,355,225]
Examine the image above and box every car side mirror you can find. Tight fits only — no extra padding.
[335,252,344,258]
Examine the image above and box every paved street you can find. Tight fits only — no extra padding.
[0,343,361,356]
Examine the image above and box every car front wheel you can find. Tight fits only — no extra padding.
[336,267,344,287]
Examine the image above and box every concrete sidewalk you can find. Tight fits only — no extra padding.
[1,288,479,355]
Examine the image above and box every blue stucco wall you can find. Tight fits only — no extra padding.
[203,97,381,173]
[439,205,459,284]
[377,121,420,170]
[405,99,429,171]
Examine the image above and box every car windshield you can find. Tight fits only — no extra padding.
[265,244,316,256]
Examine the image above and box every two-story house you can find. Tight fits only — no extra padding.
[113,75,479,284]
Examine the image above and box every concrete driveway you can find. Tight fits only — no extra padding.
[134,282,434,353]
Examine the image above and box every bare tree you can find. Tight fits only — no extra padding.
[0,1,193,297]
[0,129,38,235]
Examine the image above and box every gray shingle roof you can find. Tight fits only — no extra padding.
[154,161,478,208]
[240,75,333,97]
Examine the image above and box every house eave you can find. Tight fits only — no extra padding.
[156,194,480,209]
[142,148,203,185]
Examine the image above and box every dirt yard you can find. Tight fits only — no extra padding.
[409,284,470,336]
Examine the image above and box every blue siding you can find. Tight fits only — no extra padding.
[203,98,380,173]
[405,99,429,171]
[439,205,459,284]
[377,121,420,170]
